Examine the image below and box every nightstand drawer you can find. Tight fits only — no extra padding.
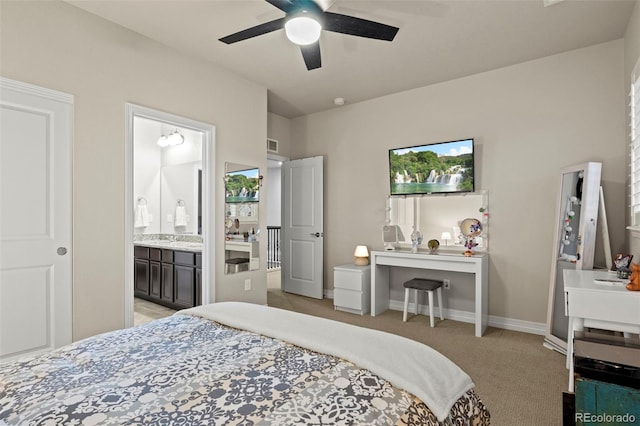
[334,288,364,311]
[334,269,364,291]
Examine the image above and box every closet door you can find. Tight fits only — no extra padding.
[544,162,602,354]
[0,78,73,362]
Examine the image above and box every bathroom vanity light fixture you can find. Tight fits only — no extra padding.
[354,245,369,266]
[157,129,184,147]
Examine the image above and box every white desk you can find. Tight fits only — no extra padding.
[225,241,259,269]
[564,269,640,391]
[370,249,489,337]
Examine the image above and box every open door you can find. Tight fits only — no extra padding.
[281,156,323,299]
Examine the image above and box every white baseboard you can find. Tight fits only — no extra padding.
[323,291,546,336]
[388,300,546,335]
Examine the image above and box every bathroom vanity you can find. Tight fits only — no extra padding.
[134,241,202,310]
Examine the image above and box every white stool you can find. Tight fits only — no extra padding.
[402,278,444,327]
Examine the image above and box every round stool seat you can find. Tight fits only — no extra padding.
[403,278,443,291]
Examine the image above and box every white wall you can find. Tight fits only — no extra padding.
[1,0,268,340]
[290,40,627,324]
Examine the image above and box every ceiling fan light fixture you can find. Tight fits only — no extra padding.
[285,15,322,45]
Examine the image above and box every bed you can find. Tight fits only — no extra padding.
[0,302,489,425]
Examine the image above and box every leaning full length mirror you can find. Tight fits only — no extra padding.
[544,162,601,354]
[224,163,260,274]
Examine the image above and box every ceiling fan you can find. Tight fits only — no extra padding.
[219,0,399,71]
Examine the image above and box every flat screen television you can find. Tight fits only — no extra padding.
[389,138,474,196]
[225,168,260,203]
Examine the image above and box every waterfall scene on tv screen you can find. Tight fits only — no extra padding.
[389,139,474,195]
[225,168,260,203]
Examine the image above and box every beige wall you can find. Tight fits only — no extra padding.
[290,41,627,324]
[1,1,268,340]
[267,112,292,159]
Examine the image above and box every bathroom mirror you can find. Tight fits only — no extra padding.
[386,191,488,250]
[160,161,202,235]
[133,116,203,236]
[544,162,601,354]
[224,162,260,274]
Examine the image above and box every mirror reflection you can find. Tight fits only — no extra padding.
[133,116,203,238]
[225,163,260,274]
[386,191,488,251]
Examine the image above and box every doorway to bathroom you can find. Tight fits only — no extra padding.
[124,104,215,328]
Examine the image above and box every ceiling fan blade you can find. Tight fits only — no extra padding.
[266,0,327,14]
[322,11,399,41]
[219,17,286,44]
[300,42,321,70]
[265,0,297,14]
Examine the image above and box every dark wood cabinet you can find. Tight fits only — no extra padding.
[134,258,150,296]
[161,263,174,304]
[150,261,161,298]
[174,265,195,309]
[134,245,201,310]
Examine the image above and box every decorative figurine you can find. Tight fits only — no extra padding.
[427,239,440,253]
[627,263,640,291]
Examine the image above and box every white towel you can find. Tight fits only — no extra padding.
[134,204,150,228]
[174,205,188,227]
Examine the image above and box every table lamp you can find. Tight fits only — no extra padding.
[441,232,452,246]
[354,245,370,265]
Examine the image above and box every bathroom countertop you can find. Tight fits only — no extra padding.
[134,240,203,253]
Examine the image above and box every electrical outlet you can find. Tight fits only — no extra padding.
[443,279,451,290]
[244,279,251,291]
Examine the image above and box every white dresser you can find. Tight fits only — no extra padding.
[333,264,371,315]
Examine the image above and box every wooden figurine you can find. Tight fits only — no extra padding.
[626,262,640,291]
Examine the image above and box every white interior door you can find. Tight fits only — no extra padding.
[0,78,73,362]
[282,156,323,299]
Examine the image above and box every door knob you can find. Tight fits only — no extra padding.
[309,232,323,237]
[57,247,68,256]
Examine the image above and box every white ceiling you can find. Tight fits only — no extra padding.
[67,0,636,118]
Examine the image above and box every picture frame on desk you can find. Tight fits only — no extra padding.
[611,253,633,271]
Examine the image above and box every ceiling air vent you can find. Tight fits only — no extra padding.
[267,138,279,153]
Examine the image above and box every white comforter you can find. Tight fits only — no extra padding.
[182,302,474,421]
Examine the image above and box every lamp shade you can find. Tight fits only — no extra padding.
[285,15,322,45]
[441,232,452,240]
[354,245,369,265]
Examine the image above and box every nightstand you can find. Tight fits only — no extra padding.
[333,264,371,315]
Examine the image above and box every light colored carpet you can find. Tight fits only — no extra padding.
[267,287,567,426]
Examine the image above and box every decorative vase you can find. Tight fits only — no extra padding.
[410,230,423,253]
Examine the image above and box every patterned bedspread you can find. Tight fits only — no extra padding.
[0,312,489,425]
